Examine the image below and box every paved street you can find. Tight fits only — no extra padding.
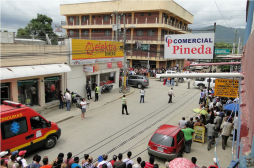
[26,78,233,168]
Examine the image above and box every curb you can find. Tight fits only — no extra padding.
[55,87,135,124]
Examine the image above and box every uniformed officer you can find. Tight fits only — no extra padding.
[122,95,129,115]
[94,84,99,101]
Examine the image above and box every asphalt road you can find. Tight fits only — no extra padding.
[25,78,233,168]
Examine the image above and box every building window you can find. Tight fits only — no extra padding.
[82,16,88,22]
[83,30,89,36]
[97,30,101,33]
[105,30,111,36]
[103,15,109,21]
[1,117,28,140]
[137,30,144,36]
[92,30,97,33]
[70,30,75,36]
[92,15,95,18]
[128,14,131,17]
[148,30,155,36]
[18,79,38,106]
[30,116,48,129]
[98,15,101,18]
[100,72,115,86]
[141,13,144,16]
[44,76,61,103]
[148,13,152,16]
[69,16,74,22]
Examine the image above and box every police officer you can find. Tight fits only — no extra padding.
[86,84,92,100]
[94,84,99,101]
[122,95,129,115]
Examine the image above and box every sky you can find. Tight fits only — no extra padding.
[0,0,247,34]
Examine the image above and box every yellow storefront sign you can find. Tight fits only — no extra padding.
[193,126,205,143]
[71,39,124,60]
[214,79,239,98]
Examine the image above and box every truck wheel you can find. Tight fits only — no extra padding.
[160,77,164,82]
[179,78,184,83]
[137,83,142,89]
[199,85,204,90]
[45,136,57,149]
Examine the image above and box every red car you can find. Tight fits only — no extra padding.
[147,124,185,160]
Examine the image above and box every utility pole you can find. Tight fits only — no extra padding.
[147,41,150,77]
[207,22,216,108]
[123,14,127,93]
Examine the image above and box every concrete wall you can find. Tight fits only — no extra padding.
[1,44,69,67]
[240,28,254,155]
[60,0,193,24]
[0,32,15,43]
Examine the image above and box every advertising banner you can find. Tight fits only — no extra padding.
[215,49,230,55]
[193,126,205,143]
[71,39,124,65]
[107,62,112,69]
[164,33,215,59]
[83,66,94,73]
[94,63,99,71]
[214,79,239,98]
[117,61,122,68]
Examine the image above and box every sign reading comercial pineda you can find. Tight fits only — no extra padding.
[164,33,215,59]
[71,39,124,65]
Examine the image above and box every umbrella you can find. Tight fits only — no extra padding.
[224,103,239,111]
[168,158,195,168]
[192,108,208,115]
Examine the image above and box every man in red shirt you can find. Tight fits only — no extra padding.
[144,156,154,168]
[208,158,219,168]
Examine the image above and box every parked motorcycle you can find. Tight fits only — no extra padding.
[101,84,113,94]
[74,91,83,109]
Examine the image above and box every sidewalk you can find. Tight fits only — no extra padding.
[38,87,135,124]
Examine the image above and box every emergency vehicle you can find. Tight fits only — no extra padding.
[0,101,61,152]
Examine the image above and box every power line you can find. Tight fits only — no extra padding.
[213,0,231,27]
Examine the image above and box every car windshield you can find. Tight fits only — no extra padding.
[151,133,175,147]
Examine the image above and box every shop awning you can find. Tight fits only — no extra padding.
[1,64,71,80]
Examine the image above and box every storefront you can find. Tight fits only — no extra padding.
[1,64,71,108]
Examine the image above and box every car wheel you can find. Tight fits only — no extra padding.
[199,85,204,90]
[137,83,142,89]
[179,78,184,83]
[160,77,164,82]
[45,136,57,149]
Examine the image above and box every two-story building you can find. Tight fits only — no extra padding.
[60,0,194,69]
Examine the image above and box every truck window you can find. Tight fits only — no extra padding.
[1,117,28,140]
[137,76,143,79]
[30,116,48,129]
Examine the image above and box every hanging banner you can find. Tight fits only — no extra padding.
[94,63,99,71]
[84,66,94,73]
[71,39,124,65]
[214,79,239,98]
[193,126,205,143]
[117,61,122,68]
[164,33,215,59]
[107,62,112,69]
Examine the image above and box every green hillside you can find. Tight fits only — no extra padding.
[193,25,245,43]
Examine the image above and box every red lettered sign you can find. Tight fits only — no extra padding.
[107,62,112,69]
[117,61,122,68]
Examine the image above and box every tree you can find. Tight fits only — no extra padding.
[16,14,58,45]
[4,30,8,32]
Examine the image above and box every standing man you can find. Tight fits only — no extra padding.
[181,125,195,153]
[65,91,71,111]
[122,95,129,115]
[178,117,187,128]
[140,88,145,103]
[30,85,37,106]
[187,78,191,89]
[206,120,216,150]
[86,84,92,100]
[220,118,233,150]
[199,90,204,104]
[168,88,175,103]
[171,78,174,86]
[94,84,99,102]
[17,150,28,168]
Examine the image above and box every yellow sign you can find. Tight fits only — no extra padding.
[214,79,239,98]
[0,113,23,122]
[71,39,124,61]
[193,126,205,143]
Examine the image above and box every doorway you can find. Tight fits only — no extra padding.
[1,84,10,104]
[86,75,97,91]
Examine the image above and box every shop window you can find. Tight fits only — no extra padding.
[103,15,109,21]
[1,117,28,140]
[30,116,48,129]
[70,30,75,36]
[100,72,115,86]
[83,30,89,36]
[69,16,74,22]
[141,13,144,16]
[18,79,38,106]
[44,76,61,103]
[137,30,144,36]
[148,13,152,16]
[105,30,111,36]
[148,30,155,36]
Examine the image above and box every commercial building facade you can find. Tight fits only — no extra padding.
[60,0,194,69]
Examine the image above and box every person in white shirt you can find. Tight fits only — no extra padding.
[97,154,112,168]
[80,98,88,120]
[168,88,175,103]
[65,91,71,111]
[140,88,145,103]
[132,157,141,168]
[178,117,187,128]
[17,151,28,168]
[123,151,134,166]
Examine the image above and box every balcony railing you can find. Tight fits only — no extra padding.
[66,18,192,33]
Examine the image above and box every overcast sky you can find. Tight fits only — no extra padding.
[1,0,247,34]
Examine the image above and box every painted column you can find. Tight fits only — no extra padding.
[79,15,81,25]
[157,44,160,57]
[156,61,159,68]
[131,28,134,41]
[130,44,133,55]
[158,28,161,41]
[130,59,133,67]
[132,12,135,24]
[11,81,18,102]
[79,29,81,39]
[38,76,45,107]
[65,16,68,36]
[159,11,163,24]
[89,29,92,40]
[89,15,92,25]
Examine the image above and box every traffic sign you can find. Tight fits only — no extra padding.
[142,44,149,50]
[214,79,239,98]
[215,49,230,55]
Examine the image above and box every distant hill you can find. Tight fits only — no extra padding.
[192,25,245,43]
